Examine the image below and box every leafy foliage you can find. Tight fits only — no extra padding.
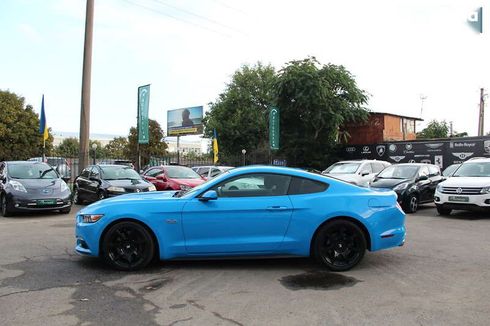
[54,137,79,158]
[126,119,168,167]
[417,120,449,139]
[203,63,277,159]
[0,90,54,160]
[105,137,129,158]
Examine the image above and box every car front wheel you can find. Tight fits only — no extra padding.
[101,221,155,271]
[1,194,13,217]
[314,220,366,271]
[73,187,82,205]
[404,194,418,213]
[436,205,452,216]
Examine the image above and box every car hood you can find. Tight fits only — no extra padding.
[370,178,411,189]
[14,178,61,189]
[439,177,490,188]
[107,179,152,189]
[170,178,205,187]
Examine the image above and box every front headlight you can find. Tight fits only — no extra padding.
[480,187,490,194]
[393,183,409,192]
[9,180,27,192]
[180,184,191,191]
[107,186,126,193]
[81,214,104,223]
[436,184,443,192]
[148,185,156,191]
[60,181,69,192]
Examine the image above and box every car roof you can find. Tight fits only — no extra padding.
[462,158,490,163]
[96,164,133,168]
[5,161,50,164]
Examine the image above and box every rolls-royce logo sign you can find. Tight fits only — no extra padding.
[456,187,462,194]
[376,145,386,156]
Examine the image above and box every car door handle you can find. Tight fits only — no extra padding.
[266,206,290,211]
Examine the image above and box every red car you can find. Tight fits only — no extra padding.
[142,165,205,191]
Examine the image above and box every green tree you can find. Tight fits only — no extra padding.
[89,140,107,160]
[203,62,277,159]
[417,120,449,139]
[275,57,369,167]
[105,136,129,158]
[0,90,54,160]
[54,137,79,158]
[126,119,168,167]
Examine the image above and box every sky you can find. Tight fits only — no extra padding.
[0,0,488,141]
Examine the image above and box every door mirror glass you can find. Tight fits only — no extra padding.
[199,190,218,201]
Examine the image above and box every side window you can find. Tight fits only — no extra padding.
[80,168,90,178]
[212,173,291,197]
[420,166,430,177]
[371,163,385,174]
[428,165,440,176]
[288,177,328,195]
[146,168,163,177]
[90,167,100,179]
[210,168,221,178]
[198,167,210,177]
[361,163,373,174]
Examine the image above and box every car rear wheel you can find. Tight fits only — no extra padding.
[102,221,155,271]
[314,220,366,271]
[1,194,13,217]
[73,187,82,204]
[436,205,452,216]
[404,194,418,213]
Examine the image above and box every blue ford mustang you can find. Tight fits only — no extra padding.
[75,166,405,271]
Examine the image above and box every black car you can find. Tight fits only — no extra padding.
[73,164,156,204]
[0,161,72,216]
[370,163,443,213]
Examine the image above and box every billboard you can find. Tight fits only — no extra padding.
[167,106,203,136]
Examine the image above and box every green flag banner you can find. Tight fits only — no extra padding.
[269,107,280,150]
[138,84,150,144]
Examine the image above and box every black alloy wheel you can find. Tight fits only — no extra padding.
[1,195,12,217]
[404,194,418,214]
[73,187,81,204]
[314,220,366,271]
[102,221,155,271]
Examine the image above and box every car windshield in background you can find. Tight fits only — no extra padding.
[166,166,201,179]
[442,164,460,177]
[325,163,360,174]
[101,166,141,180]
[452,163,490,177]
[9,163,58,179]
[378,166,419,179]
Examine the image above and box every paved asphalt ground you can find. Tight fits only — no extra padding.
[0,204,489,326]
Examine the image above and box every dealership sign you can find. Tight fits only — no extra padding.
[269,107,280,150]
[138,84,150,144]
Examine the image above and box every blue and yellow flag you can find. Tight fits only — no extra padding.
[39,95,48,141]
[213,129,219,164]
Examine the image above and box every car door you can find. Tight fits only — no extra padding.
[86,166,102,200]
[143,168,165,190]
[427,165,443,200]
[417,166,432,202]
[76,167,92,200]
[358,162,374,186]
[0,163,6,193]
[181,173,294,254]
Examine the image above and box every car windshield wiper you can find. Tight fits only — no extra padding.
[40,168,55,178]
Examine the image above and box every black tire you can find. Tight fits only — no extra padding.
[314,219,366,272]
[101,221,155,271]
[404,194,418,214]
[1,194,13,217]
[436,205,452,216]
[72,187,82,205]
[60,206,72,214]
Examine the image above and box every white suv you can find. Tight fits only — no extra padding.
[435,158,490,215]
[322,160,391,187]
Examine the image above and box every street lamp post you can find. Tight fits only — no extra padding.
[241,149,246,166]
[91,143,97,165]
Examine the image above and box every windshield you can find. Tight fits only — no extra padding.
[179,170,232,198]
[442,164,460,177]
[452,163,490,177]
[378,165,419,179]
[101,166,141,180]
[324,162,360,174]
[8,163,59,179]
[166,166,201,179]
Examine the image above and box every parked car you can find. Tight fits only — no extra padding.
[28,156,71,180]
[75,166,405,271]
[0,161,72,216]
[370,163,443,213]
[442,163,461,177]
[73,164,156,204]
[142,165,205,191]
[322,160,391,186]
[435,158,490,215]
[192,166,234,180]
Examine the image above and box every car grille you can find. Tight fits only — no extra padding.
[441,187,483,195]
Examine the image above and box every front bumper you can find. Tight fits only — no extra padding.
[435,191,490,211]
[9,193,72,212]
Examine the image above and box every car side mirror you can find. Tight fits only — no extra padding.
[199,190,218,201]
[157,174,167,182]
[360,170,370,176]
[418,175,428,181]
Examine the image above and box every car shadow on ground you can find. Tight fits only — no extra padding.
[437,211,490,221]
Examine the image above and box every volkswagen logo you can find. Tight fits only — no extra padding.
[456,188,463,194]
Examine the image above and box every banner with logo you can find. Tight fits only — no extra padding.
[269,107,280,150]
[341,137,490,169]
[138,84,150,144]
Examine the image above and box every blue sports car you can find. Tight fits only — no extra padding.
[75,166,405,271]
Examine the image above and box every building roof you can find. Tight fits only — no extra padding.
[372,112,423,121]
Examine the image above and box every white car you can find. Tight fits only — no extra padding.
[435,158,490,215]
[192,166,234,180]
[322,160,391,187]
